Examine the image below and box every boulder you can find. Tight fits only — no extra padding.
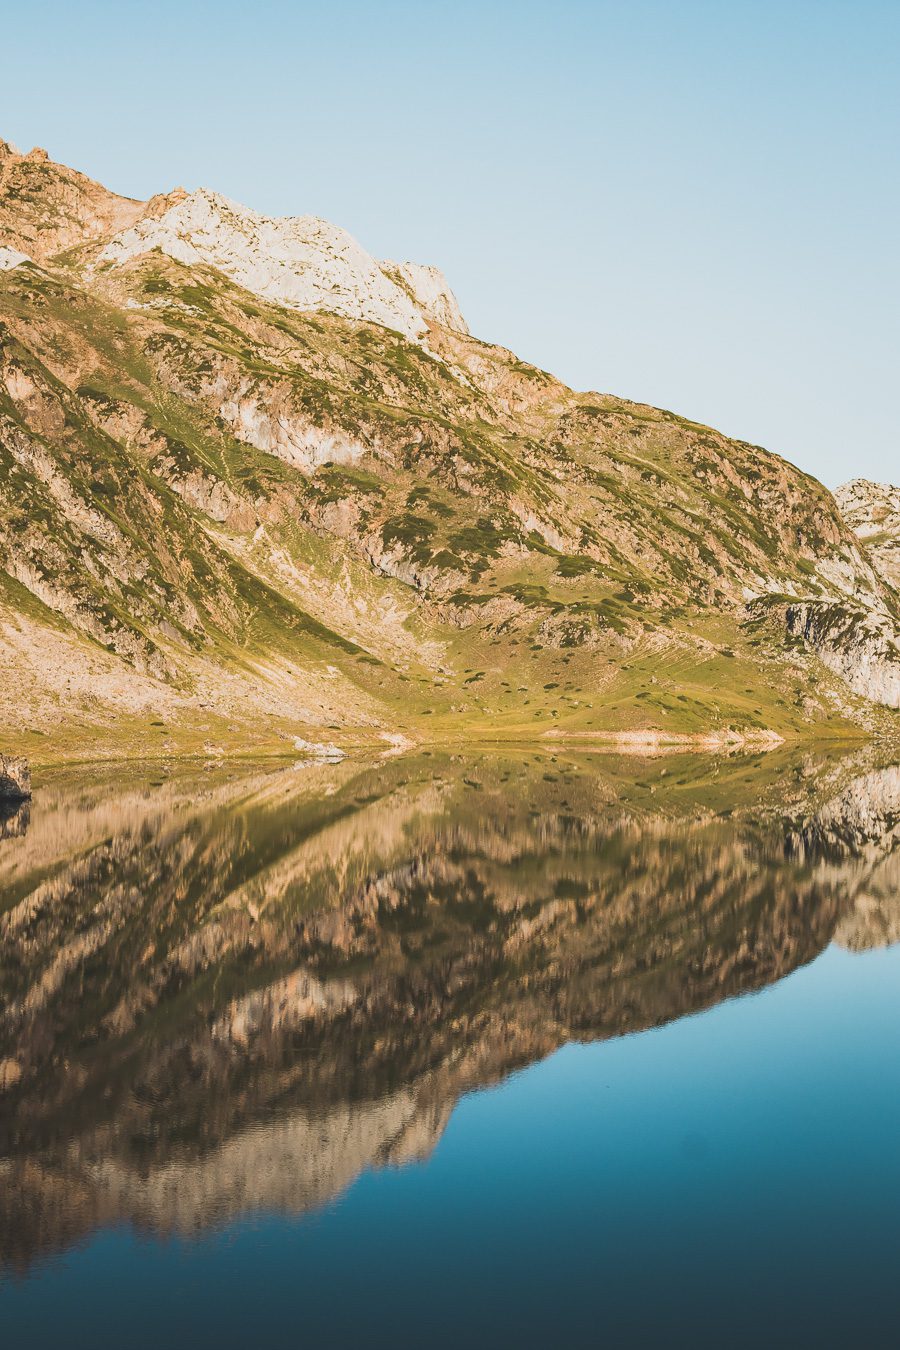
[0,755,31,800]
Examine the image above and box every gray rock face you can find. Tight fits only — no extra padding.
[782,601,900,710]
[835,479,900,591]
[0,755,31,800]
[748,595,900,711]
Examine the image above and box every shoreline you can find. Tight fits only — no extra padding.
[7,724,886,776]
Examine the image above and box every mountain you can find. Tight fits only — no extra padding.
[1,138,899,762]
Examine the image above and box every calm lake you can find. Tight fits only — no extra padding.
[2,749,899,1348]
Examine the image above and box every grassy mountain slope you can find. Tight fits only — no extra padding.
[1,141,899,760]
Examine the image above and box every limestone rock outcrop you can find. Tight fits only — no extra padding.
[0,754,29,800]
[94,188,467,342]
[835,479,900,591]
[781,601,900,710]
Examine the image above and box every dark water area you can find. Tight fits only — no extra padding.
[1,748,899,1348]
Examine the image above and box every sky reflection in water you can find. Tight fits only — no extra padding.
[1,750,899,1348]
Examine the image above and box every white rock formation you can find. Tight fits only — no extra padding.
[0,245,30,271]
[782,600,900,709]
[380,260,468,333]
[95,188,467,342]
[835,478,900,590]
[292,736,346,762]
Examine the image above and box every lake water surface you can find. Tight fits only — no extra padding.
[2,749,899,1347]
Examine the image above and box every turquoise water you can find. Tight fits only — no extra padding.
[1,754,899,1347]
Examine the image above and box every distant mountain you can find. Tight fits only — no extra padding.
[835,479,900,591]
[0,137,898,760]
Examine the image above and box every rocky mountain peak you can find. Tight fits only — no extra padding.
[836,478,900,526]
[2,140,468,342]
[0,134,146,262]
[143,186,190,220]
[94,186,467,342]
[0,141,47,162]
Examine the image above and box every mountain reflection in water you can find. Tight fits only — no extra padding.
[1,749,899,1275]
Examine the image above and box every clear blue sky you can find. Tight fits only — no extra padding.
[3,0,897,487]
